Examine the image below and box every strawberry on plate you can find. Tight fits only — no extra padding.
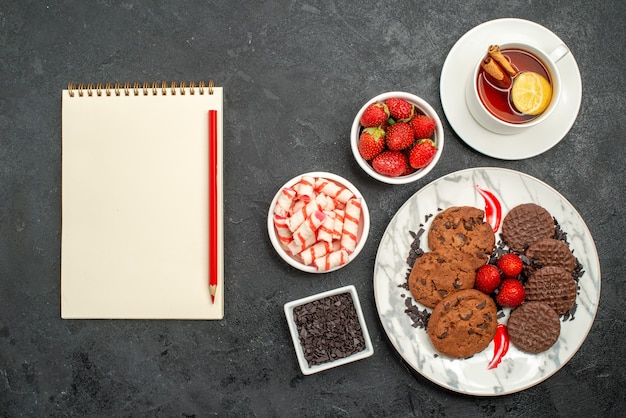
[497,253,524,278]
[496,278,525,308]
[372,151,408,177]
[358,127,385,160]
[360,102,388,127]
[385,122,414,151]
[410,114,436,139]
[474,264,501,294]
[408,139,437,169]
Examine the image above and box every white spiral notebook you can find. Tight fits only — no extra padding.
[61,81,224,319]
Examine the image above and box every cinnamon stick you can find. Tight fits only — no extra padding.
[488,45,517,76]
[481,57,511,88]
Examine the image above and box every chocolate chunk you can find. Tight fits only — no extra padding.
[292,292,365,367]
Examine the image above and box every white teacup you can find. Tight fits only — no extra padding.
[465,42,570,135]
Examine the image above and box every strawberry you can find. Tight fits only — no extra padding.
[402,165,416,176]
[379,118,391,132]
[474,264,501,294]
[357,127,385,160]
[408,139,437,169]
[371,151,408,177]
[410,114,436,139]
[385,98,414,121]
[496,278,525,308]
[497,253,524,278]
[385,122,414,151]
[360,102,389,127]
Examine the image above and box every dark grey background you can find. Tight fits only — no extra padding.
[2,1,625,416]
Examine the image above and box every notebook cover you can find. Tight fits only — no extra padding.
[61,83,224,319]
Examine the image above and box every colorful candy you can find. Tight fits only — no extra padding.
[287,198,322,232]
[332,209,345,241]
[340,198,362,253]
[300,240,339,266]
[314,177,354,204]
[272,175,362,271]
[317,213,335,243]
[288,210,326,255]
[273,214,292,249]
[313,249,349,271]
[273,187,296,217]
[295,175,315,202]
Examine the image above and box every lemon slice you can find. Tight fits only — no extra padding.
[511,72,552,115]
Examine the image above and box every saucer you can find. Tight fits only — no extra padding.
[440,18,582,160]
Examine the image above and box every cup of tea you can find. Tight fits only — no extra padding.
[465,42,570,135]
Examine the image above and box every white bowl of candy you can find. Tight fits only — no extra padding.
[350,91,444,184]
[268,172,370,273]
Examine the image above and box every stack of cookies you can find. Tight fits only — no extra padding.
[502,203,579,354]
[409,206,498,358]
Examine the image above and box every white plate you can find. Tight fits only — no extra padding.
[373,167,601,396]
[440,18,582,160]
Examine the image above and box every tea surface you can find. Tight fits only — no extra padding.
[477,49,551,124]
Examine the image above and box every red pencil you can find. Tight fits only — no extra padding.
[208,110,218,303]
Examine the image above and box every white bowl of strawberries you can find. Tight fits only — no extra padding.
[351,92,444,184]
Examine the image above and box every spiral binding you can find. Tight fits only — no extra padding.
[67,80,215,97]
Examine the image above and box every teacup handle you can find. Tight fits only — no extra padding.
[550,44,570,63]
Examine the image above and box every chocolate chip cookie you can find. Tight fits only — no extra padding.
[408,250,476,309]
[427,289,498,358]
[427,206,495,270]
